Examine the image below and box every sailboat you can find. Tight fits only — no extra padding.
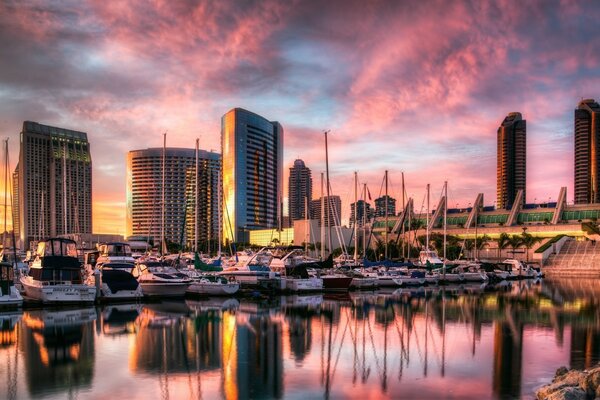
[0,139,22,307]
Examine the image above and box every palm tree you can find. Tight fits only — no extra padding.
[496,233,511,259]
[508,235,524,259]
[521,232,543,262]
[463,239,475,259]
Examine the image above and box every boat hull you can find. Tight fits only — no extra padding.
[321,276,353,291]
[100,283,143,300]
[187,282,240,296]
[140,282,189,297]
[20,277,96,303]
[350,277,378,289]
[286,278,323,292]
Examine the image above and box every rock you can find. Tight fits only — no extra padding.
[537,371,587,399]
[545,386,587,400]
[555,366,569,380]
[580,369,600,396]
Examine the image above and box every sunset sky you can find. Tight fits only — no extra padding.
[1,0,599,234]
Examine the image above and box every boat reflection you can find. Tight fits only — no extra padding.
[20,308,96,397]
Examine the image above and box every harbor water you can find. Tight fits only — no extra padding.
[0,279,598,399]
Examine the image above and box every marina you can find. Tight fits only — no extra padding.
[0,278,598,399]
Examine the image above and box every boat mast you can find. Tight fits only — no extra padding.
[426,184,430,251]
[401,172,405,259]
[320,172,325,260]
[194,138,199,254]
[385,170,388,260]
[305,196,309,254]
[324,130,332,256]
[2,138,7,247]
[63,141,67,234]
[443,181,447,281]
[218,167,222,257]
[161,132,166,255]
[353,171,358,263]
[362,183,367,258]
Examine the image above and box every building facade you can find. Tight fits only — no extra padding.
[310,196,342,227]
[221,108,283,244]
[574,99,600,204]
[288,159,312,222]
[350,200,373,227]
[126,147,220,248]
[497,112,526,209]
[13,121,92,250]
[374,195,396,217]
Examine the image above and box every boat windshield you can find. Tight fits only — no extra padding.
[102,243,132,257]
[38,239,78,257]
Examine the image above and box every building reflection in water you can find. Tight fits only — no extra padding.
[19,308,96,397]
[4,278,600,399]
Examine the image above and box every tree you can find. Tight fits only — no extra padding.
[496,233,511,259]
[520,232,543,262]
[508,235,524,259]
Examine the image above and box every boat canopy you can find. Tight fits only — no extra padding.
[37,238,78,258]
[99,242,132,257]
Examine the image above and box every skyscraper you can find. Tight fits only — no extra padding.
[221,108,283,243]
[374,195,396,217]
[350,200,373,227]
[574,99,600,204]
[497,112,526,209]
[310,196,342,227]
[13,121,92,249]
[288,159,312,221]
[126,148,220,247]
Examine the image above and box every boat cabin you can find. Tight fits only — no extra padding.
[0,262,15,295]
[29,238,83,283]
[99,242,132,257]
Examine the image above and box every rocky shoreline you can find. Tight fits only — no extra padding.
[536,365,600,399]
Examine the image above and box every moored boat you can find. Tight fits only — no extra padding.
[20,238,96,304]
[0,261,22,307]
[134,261,192,297]
[186,275,240,296]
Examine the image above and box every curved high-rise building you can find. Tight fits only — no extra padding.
[126,147,220,247]
[288,159,312,222]
[497,112,526,209]
[221,108,283,243]
[574,99,600,204]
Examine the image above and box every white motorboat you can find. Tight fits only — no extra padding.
[453,263,489,282]
[20,238,96,304]
[92,262,143,300]
[284,263,323,292]
[134,261,192,297]
[392,270,427,286]
[499,259,536,279]
[186,275,240,296]
[0,261,22,307]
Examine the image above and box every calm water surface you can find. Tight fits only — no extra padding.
[0,279,599,399]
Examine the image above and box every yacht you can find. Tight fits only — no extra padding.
[452,263,489,282]
[85,242,142,300]
[499,259,536,279]
[0,261,23,307]
[186,275,240,296]
[133,261,192,297]
[20,238,96,303]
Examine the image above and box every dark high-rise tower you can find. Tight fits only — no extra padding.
[574,99,600,204]
[497,112,526,209]
[288,159,312,222]
[221,108,283,243]
[13,121,92,250]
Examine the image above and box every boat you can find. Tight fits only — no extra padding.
[0,261,23,307]
[20,238,96,304]
[92,262,143,300]
[499,259,536,279]
[134,261,192,297]
[319,273,353,292]
[284,264,323,292]
[452,263,489,282]
[392,269,427,286]
[186,275,240,296]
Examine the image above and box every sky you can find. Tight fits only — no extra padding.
[0,0,599,234]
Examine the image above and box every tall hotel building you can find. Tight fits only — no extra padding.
[497,112,526,209]
[310,196,342,227]
[288,159,312,221]
[574,99,600,204]
[126,148,220,247]
[221,108,283,244]
[13,121,92,249]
